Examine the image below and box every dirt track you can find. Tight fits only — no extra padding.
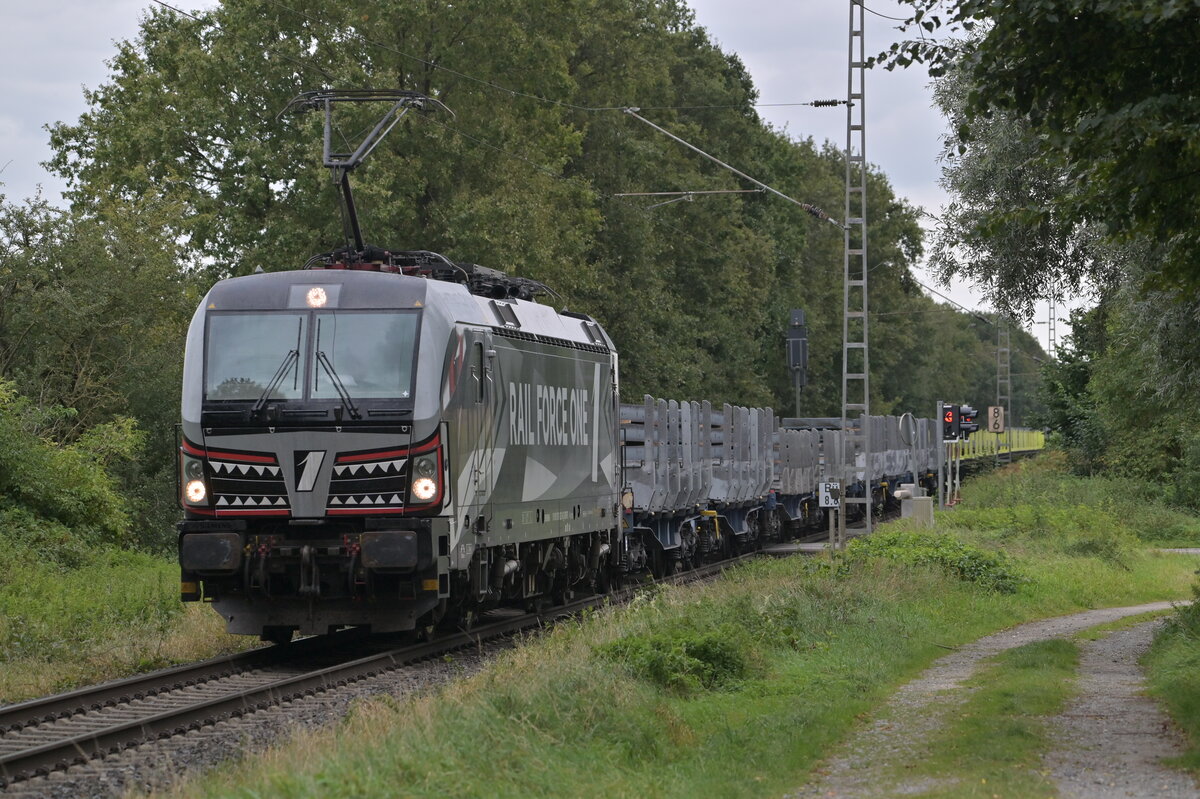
[789,601,1197,798]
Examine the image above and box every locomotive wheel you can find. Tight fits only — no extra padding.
[414,601,447,641]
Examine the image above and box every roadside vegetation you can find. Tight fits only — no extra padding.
[0,382,249,704]
[153,456,1200,799]
[1145,593,1200,774]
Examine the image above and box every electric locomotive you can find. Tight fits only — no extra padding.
[177,254,621,641]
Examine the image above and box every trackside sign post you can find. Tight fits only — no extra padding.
[987,405,1005,433]
[821,480,841,548]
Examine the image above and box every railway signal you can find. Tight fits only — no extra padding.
[960,406,980,439]
[787,309,808,415]
[942,403,960,442]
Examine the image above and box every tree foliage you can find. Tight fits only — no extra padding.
[901,3,1200,505]
[0,380,137,546]
[0,195,197,544]
[878,0,1200,296]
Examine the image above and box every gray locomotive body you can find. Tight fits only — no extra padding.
[178,267,621,640]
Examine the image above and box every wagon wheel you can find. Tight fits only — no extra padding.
[260,626,294,645]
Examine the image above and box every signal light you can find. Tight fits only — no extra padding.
[942,404,960,441]
[960,406,980,440]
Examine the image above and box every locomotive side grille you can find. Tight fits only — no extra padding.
[208,454,290,513]
[328,452,408,512]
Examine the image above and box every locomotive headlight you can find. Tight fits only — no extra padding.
[182,455,208,505]
[184,458,205,482]
[411,477,438,502]
[410,453,439,502]
[185,479,207,503]
[414,455,437,479]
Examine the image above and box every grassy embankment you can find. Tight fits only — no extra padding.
[152,452,1200,799]
[0,537,249,703]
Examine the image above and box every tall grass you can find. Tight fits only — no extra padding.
[955,452,1200,546]
[1145,588,1200,773]
[0,532,250,703]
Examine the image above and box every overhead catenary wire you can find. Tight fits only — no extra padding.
[422,117,731,255]
[912,276,991,324]
[622,108,844,228]
[612,190,766,197]
[850,0,909,23]
[613,189,766,210]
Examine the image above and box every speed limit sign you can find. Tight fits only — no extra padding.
[987,406,1005,433]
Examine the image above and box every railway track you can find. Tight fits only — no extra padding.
[0,553,755,788]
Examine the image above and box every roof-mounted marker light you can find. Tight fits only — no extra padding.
[306,286,328,308]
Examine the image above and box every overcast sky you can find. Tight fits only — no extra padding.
[0,0,1067,352]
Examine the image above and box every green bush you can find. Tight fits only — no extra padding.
[0,381,182,666]
[599,625,749,694]
[0,381,140,545]
[845,528,1022,593]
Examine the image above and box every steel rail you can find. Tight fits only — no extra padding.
[0,627,366,733]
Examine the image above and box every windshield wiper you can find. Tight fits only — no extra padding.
[316,350,362,420]
[252,349,300,416]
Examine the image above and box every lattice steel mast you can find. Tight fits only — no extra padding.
[1047,296,1058,359]
[996,321,1012,464]
[839,0,871,544]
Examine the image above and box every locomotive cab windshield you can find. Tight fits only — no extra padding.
[203,308,421,418]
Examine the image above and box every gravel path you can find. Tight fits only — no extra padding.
[790,601,1195,798]
[1045,619,1196,798]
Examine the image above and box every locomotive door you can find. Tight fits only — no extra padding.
[479,331,497,516]
[466,330,497,528]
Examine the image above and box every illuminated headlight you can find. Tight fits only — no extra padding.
[411,477,437,501]
[182,455,208,505]
[185,479,207,503]
[306,286,328,308]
